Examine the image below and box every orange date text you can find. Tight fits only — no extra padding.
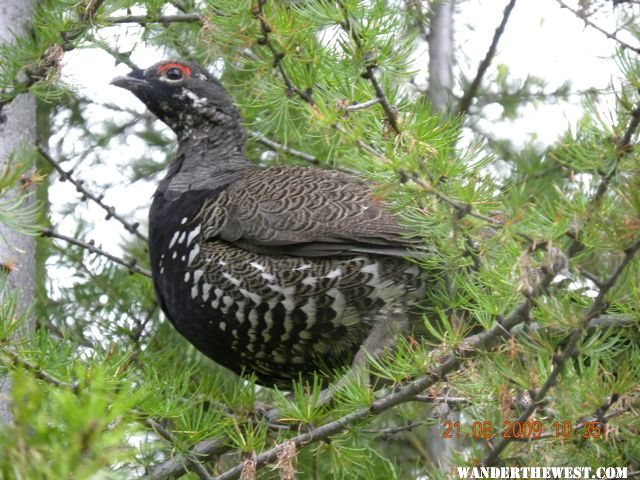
[442,420,603,440]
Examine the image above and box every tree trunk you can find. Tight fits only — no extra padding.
[0,0,37,425]
[427,0,455,112]
[425,0,457,466]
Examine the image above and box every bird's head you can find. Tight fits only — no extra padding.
[111,60,240,137]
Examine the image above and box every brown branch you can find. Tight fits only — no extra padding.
[145,418,215,480]
[104,13,203,25]
[337,0,401,133]
[412,394,470,407]
[37,145,147,243]
[590,106,640,205]
[457,0,518,116]
[406,171,504,226]
[363,60,401,134]
[247,130,318,164]
[145,438,231,480]
[2,348,79,393]
[253,2,313,104]
[616,106,640,151]
[41,228,151,278]
[556,0,640,55]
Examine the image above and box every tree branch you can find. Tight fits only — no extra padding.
[41,228,151,278]
[337,0,401,133]
[104,13,203,25]
[37,145,148,243]
[1,348,79,393]
[478,102,640,464]
[482,135,640,460]
[556,0,640,55]
[505,395,633,443]
[457,0,518,116]
[144,418,215,480]
[145,438,231,480]
[247,130,318,164]
[344,98,382,112]
[405,171,505,226]
[567,103,640,256]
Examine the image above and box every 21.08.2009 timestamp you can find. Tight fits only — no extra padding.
[442,420,603,440]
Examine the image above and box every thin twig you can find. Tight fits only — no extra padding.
[2,349,79,393]
[457,0,518,116]
[408,172,504,226]
[337,0,401,133]
[413,394,470,406]
[590,106,640,204]
[567,104,640,257]
[575,266,604,288]
[344,98,382,112]
[88,33,138,70]
[556,0,640,55]
[253,4,313,104]
[145,438,231,480]
[247,130,318,164]
[130,304,158,344]
[506,401,631,442]
[41,228,151,278]
[37,145,147,243]
[145,418,215,480]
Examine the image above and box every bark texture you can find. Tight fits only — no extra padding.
[427,0,455,111]
[0,0,37,425]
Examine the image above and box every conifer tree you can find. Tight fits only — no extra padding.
[0,1,638,478]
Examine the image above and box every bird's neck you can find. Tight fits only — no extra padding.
[159,122,252,199]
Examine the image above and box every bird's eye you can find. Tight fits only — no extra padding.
[158,63,191,83]
[165,67,183,81]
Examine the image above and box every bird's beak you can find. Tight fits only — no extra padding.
[110,68,149,92]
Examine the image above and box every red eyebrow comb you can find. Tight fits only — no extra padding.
[158,62,192,76]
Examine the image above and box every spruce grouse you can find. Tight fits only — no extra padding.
[112,60,426,388]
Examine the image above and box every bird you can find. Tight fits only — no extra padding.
[111,60,426,388]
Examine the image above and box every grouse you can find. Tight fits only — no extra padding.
[112,60,426,388]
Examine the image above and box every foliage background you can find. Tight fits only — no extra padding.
[0,0,639,478]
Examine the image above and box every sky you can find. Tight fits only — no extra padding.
[49,0,630,262]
